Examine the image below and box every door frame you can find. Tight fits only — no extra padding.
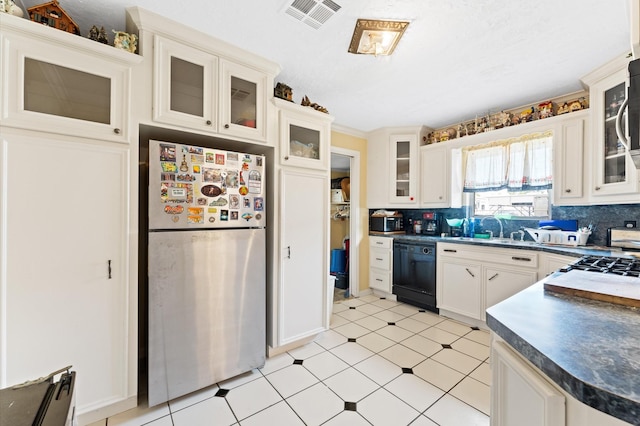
[330,146,360,298]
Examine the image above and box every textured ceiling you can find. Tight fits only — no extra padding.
[17,0,633,133]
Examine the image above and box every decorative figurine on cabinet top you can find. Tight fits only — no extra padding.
[274,82,293,102]
[537,101,554,119]
[28,0,80,35]
[301,95,329,113]
[113,30,137,53]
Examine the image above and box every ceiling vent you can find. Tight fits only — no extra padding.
[285,0,341,29]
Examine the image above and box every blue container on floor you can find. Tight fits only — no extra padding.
[330,249,346,273]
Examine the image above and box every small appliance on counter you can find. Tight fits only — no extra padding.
[607,227,640,250]
[445,218,465,237]
[421,212,441,236]
[370,210,404,234]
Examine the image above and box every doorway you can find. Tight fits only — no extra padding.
[330,147,360,300]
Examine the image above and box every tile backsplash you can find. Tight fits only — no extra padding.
[375,203,640,247]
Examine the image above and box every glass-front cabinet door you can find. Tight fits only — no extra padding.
[389,134,418,203]
[278,103,331,170]
[2,24,138,143]
[586,59,638,198]
[219,59,267,142]
[154,36,218,132]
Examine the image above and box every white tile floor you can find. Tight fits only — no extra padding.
[95,295,490,426]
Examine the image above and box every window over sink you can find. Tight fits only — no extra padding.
[461,131,553,219]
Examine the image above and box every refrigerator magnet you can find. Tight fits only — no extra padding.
[241,213,253,221]
[229,195,240,209]
[215,154,225,165]
[185,146,203,155]
[208,217,216,223]
[220,210,229,221]
[239,186,249,196]
[164,205,184,215]
[248,170,262,194]
[192,165,201,174]
[242,154,252,163]
[187,215,204,224]
[209,198,227,206]
[231,211,239,220]
[161,173,175,181]
[227,152,239,166]
[161,162,177,173]
[243,198,251,208]
[225,171,239,188]
[254,197,264,211]
[190,154,204,164]
[205,152,215,163]
[160,144,176,161]
[201,185,222,197]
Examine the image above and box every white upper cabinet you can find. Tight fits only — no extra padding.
[367,127,426,208]
[128,7,279,144]
[420,144,450,207]
[219,59,268,142]
[154,36,218,132]
[0,13,141,143]
[553,112,589,206]
[275,98,333,170]
[582,55,639,202]
[389,134,419,204]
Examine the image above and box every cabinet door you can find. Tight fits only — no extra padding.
[554,116,586,205]
[0,133,133,418]
[437,259,482,319]
[389,134,418,204]
[590,67,638,197]
[492,340,565,426]
[277,169,328,345]
[484,267,537,319]
[219,59,267,142]
[154,36,218,132]
[420,145,450,207]
[279,109,330,170]
[1,25,134,143]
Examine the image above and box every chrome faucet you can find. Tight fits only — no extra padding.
[480,216,504,239]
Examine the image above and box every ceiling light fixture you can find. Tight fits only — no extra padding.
[348,19,409,56]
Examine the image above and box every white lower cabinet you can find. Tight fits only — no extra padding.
[272,168,328,346]
[485,267,538,318]
[492,339,566,426]
[369,236,393,293]
[437,243,537,322]
[439,259,483,319]
[0,131,136,423]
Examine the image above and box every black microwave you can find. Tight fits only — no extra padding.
[626,58,640,168]
[370,214,403,233]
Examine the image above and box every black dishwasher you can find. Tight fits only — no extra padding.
[393,241,438,313]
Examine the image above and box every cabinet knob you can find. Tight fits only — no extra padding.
[224,124,230,129]
[284,156,289,160]
[565,189,571,193]
[113,128,121,134]
[206,120,212,125]
[595,186,601,191]
[438,196,443,200]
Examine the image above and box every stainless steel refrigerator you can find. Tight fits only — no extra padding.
[147,140,266,406]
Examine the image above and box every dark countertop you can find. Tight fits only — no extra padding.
[382,233,639,259]
[486,279,640,425]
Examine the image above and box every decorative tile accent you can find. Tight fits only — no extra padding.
[402,367,413,374]
[387,322,396,326]
[344,401,357,411]
[471,326,480,330]
[348,338,356,342]
[215,388,229,397]
[349,306,356,310]
[442,344,452,349]
[293,359,304,365]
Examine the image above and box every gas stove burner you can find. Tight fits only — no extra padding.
[559,255,640,277]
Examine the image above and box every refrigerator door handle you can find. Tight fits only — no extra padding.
[287,246,291,259]
[108,260,112,279]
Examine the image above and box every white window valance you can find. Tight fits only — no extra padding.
[462,131,553,192]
